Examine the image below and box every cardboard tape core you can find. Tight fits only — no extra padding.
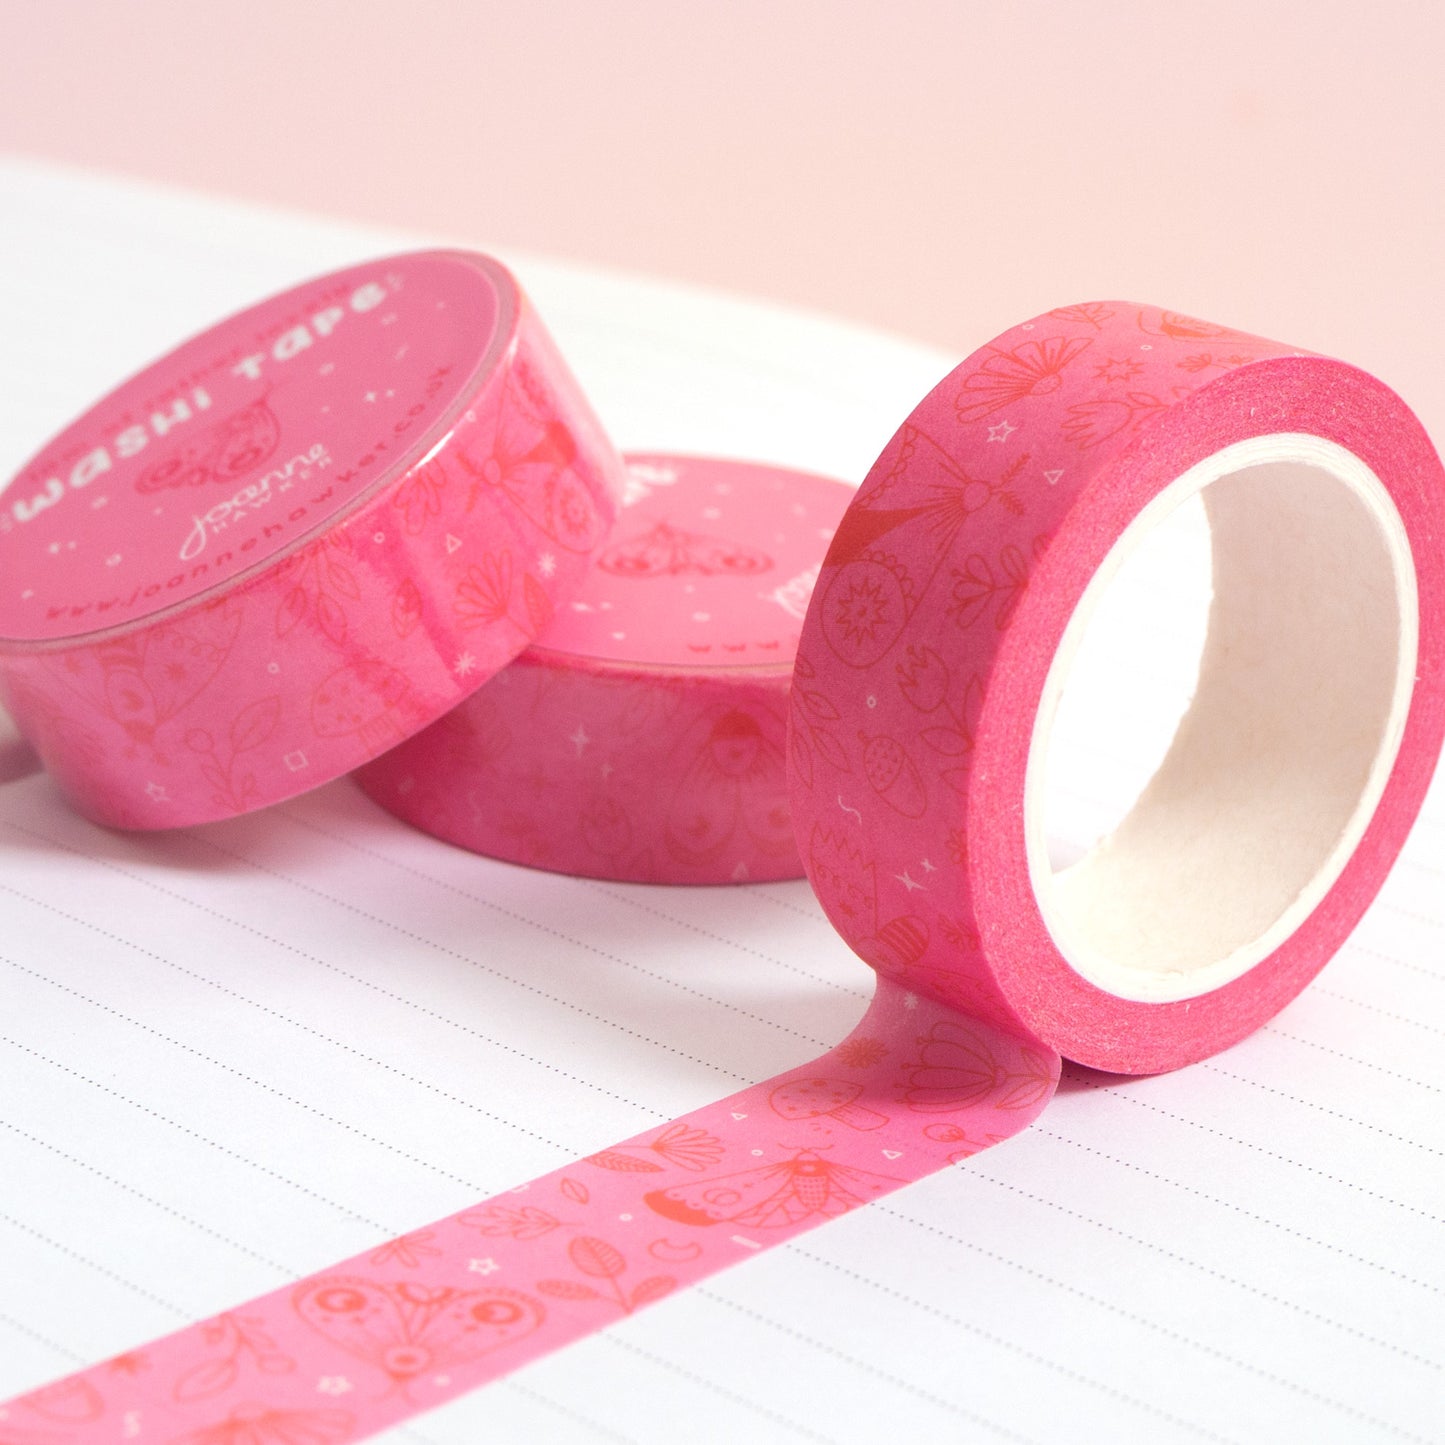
[1027,433,1418,1002]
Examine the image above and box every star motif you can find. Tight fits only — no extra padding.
[144,782,169,802]
[1093,357,1143,383]
[921,858,936,873]
[381,312,398,326]
[569,723,590,756]
[537,552,557,578]
[894,869,924,892]
[600,761,614,779]
[986,420,1017,443]
[319,361,335,376]
[317,1376,353,1396]
[105,553,122,567]
[902,991,919,1010]
[363,391,378,404]
[455,652,477,677]
[468,1257,500,1275]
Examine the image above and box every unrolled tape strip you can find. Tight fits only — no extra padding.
[7,303,1442,1441]
[0,251,625,829]
[358,453,853,883]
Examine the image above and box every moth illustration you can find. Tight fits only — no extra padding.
[597,519,773,579]
[459,379,604,552]
[135,399,282,494]
[664,706,792,866]
[644,1150,900,1229]
[293,1277,543,1385]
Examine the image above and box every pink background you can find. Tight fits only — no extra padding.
[1,0,1442,421]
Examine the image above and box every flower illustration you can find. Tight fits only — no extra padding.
[369,1230,441,1269]
[895,644,949,713]
[834,1035,889,1069]
[955,336,1092,421]
[169,1404,353,1445]
[455,552,514,627]
[1060,391,1168,450]
[904,1021,1054,1112]
[391,461,447,534]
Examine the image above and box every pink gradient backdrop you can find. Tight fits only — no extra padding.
[1,2,1443,421]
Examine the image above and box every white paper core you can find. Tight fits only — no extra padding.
[1025,433,1418,1003]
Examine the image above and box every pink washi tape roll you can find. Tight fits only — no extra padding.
[791,300,1445,1072]
[357,453,852,882]
[0,252,624,829]
[11,304,1443,1440]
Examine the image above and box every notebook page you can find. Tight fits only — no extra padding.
[0,161,1441,1445]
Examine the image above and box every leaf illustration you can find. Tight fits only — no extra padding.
[173,1355,238,1402]
[277,586,308,636]
[649,1122,725,1172]
[812,727,850,773]
[791,730,814,788]
[947,556,997,630]
[920,726,971,756]
[1048,302,1115,330]
[559,1177,590,1205]
[584,1149,664,1173]
[459,1204,561,1239]
[569,1235,626,1280]
[392,578,422,638]
[629,1276,676,1309]
[800,689,840,722]
[316,592,347,646]
[997,1074,1054,1110]
[230,695,281,754]
[524,572,553,635]
[199,761,231,793]
[326,554,360,599]
[536,1279,601,1302]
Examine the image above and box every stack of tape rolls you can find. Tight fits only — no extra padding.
[2,293,1441,1441]
[0,251,626,829]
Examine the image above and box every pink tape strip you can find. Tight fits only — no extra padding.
[3,983,1054,1441]
[8,303,1443,1442]
[0,252,624,830]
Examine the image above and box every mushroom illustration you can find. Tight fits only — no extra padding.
[769,1077,888,1131]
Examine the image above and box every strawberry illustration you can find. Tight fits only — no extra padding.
[858,730,926,817]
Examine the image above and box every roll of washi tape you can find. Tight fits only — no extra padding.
[12,303,1442,1441]
[356,453,853,883]
[0,252,625,829]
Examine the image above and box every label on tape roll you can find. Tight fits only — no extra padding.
[12,303,1443,1440]
[0,252,625,829]
[357,454,853,883]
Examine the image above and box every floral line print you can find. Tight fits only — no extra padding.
[584,1122,727,1174]
[5,980,1058,1440]
[185,695,282,814]
[535,1236,676,1316]
[172,1312,295,1403]
[945,540,1048,633]
[955,336,1093,421]
[169,1404,354,1445]
[788,649,851,792]
[275,534,361,648]
[895,643,984,762]
[453,551,555,639]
